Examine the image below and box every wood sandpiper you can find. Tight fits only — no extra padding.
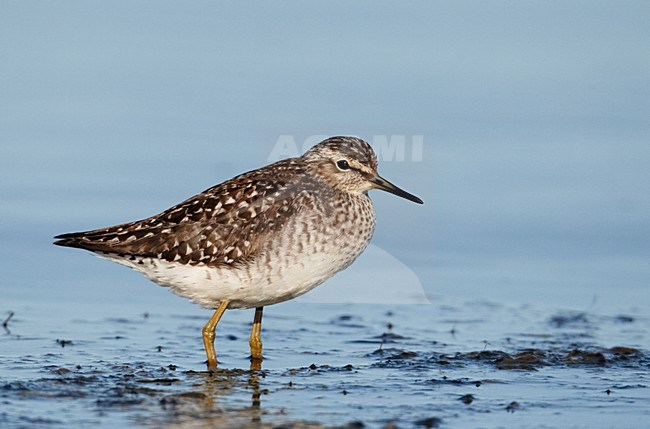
[54,136,423,369]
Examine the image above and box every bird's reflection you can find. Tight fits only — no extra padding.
[248,365,262,425]
[153,361,265,429]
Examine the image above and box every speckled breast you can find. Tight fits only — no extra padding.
[228,192,377,308]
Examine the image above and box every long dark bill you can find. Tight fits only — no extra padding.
[370,176,423,204]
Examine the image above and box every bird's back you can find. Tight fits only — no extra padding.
[55,158,310,266]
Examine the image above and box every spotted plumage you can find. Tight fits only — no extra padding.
[56,160,310,269]
[55,136,422,367]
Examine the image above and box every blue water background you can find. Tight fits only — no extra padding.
[2,1,649,316]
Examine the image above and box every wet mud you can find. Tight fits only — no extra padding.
[1,300,648,428]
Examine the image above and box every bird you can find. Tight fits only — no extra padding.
[54,136,423,369]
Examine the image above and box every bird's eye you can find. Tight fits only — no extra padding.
[336,160,350,170]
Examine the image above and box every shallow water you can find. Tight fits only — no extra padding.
[2,284,649,428]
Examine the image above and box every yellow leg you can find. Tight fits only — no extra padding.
[202,300,230,370]
[249,306,264,363]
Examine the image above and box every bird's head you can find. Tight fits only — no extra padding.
[301,136,423,204]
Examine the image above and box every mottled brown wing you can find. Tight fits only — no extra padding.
[54,159,312,267]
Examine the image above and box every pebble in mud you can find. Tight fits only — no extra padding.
[505,401,520,413]
[609,346,640,355]
[459,394,475,404]
[495,350,547,370]
[565,350,606,366]
[415,417,442,428]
